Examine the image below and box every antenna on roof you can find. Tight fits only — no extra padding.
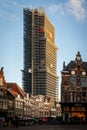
[39,6,46,14]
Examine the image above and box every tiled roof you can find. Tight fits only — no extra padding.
[7,83,26,98]
[8,89,17,97]
[63,61,75,71]
[63,60,87,71]
[83,62,87,69]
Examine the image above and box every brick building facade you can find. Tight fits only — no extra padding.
[60,52,87,123]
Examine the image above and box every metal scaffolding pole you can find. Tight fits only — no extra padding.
[31,8,34,96]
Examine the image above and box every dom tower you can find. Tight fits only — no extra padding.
[22,7,58,100]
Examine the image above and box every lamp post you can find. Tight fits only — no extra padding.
[28,67,33,96]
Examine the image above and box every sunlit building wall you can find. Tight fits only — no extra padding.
[23,7,58,100]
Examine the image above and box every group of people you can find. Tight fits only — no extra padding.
[0,116,19,127]
[12,116,19,127]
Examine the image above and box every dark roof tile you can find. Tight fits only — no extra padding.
[63,61,87,71]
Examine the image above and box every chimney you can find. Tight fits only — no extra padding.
[63,61,65,70]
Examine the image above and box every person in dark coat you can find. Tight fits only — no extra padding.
[15,116,19,127]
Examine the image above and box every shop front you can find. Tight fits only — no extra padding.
[61,102,87,123]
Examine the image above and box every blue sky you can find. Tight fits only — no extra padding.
[0,0,87,98]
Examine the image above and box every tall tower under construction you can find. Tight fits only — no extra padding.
[23,7,58,100]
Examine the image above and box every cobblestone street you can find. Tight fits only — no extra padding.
[0,124,87,130]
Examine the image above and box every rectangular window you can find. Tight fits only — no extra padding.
[81,77,87,87]
[70,76,76,86]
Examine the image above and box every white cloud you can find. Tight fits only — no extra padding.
[48,0,87,22]
[0,0,87,22]
[48,4,65,16]
[65,0,87,21]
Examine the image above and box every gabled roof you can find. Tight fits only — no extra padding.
[63,61,75,71]
[8,89,17,97]
[62,61,87,71]
[62,52,87,72]
[83,62,87,69]
[7,83,26,98]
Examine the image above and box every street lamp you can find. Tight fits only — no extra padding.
[28,67,34,96]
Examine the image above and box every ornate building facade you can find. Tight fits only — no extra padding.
[60,52,87,123]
